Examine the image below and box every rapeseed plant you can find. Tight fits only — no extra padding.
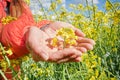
[51,28,78,48]
[0,0,119,80]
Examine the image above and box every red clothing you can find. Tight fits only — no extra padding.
[0,0,51,59]
[0,0,52,79]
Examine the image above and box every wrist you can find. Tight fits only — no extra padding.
[24,27,34,52]
[36,20,53,28]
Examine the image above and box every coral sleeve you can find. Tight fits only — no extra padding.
[1,3,35,59]
[0,1,52,59]
[0,1,6,40]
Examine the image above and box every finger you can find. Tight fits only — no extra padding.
[74,28,85,37]
[58,56,82,63]
[32,46,49,61]
[74,57,82,62]
[26,40,49,61]
[49,48,82,62]
[67,57,82,62]
[57,53,81,63]
[26,30,49,61]
[76,47,87,53]
[43,27,56,38]
[57,58,70,63]
[66,24,85,37]
[79,43,93,50]
[77,37,95,45]
[57,54,79,63]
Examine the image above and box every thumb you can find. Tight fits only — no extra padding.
[32,46,49,61]
[74,28,85,37]
[32,50,49,62]
[27,44,49,61]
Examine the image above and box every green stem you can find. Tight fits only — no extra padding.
[92,0,96,27]
[0,43,17,78]
[63,37,66,49]
[106,0,117,12]
[62,64,66,80]
[50,0,60,21]
[85,0,91,20]
[38,0,48,19]
[79,63,84,80]
[0,70,8,80]
[104,69,116,78]
[65,65,70,80]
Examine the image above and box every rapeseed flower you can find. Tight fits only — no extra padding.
[90,76,95,80]
[5,48,13,56]
[105,1,112,11]
[24,0,30,5]
[1,16,17,25]
[49,2,57,10]
[51,28,78,48]
[0,60,8,71]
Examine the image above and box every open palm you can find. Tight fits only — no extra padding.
[26,21,95,63]
[26,26,83,63]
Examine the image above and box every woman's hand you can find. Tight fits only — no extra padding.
[26,27,82,63]
[42,21,95,63]
[44,21,95,53]
[25,21,95,63]
[25,27,84,63]
[25,27,50,61]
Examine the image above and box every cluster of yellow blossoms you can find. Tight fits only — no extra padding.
[51,27,78,48]
[1,16,17,25]
[82,51,117,80]
[24,0,30,5]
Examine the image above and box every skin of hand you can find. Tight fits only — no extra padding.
[25,21,95,63]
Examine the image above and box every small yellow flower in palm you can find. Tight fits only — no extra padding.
[51,27,78,48]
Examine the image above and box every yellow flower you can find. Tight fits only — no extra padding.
[91,61,97,68]
[82,27,98,41]
[110,78,117,80]
[37,68,43,76]
[65,39,77,46]
[52,28,78,48]
[105,1,112,10]
[51,37,58,47]
[10,59,20,67]
[45,68,54,76]
[113,16,119,25]
[49,2,57,10]
[24,0,30,5]
[0,60,8,71]
[1,16,17,25]
[95,70,99,78]
[69,4,76,9]
[90,76,96,80]
[5,48,13,56]
[56,0,62,4]
[77,4,84,10]
[21,55,30,62]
